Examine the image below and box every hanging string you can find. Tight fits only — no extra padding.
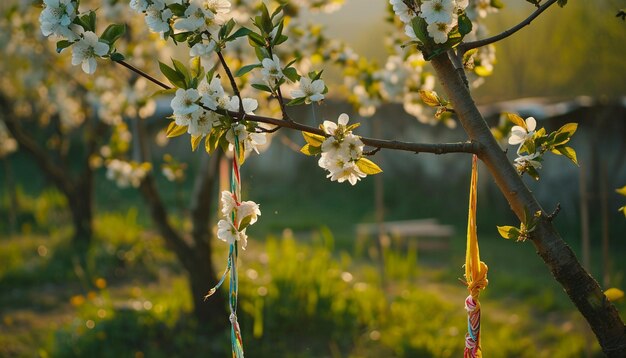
[228,133,244,358]
[463,154,488,358]
[204,133,245,358]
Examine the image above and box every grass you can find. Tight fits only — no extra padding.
[1,207,623,357]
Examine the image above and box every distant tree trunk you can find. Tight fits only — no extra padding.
[431,53,626,356]
[2,157,18,233]
[133,115,226,329]
[1,94,96,249]
[66,178,94,261]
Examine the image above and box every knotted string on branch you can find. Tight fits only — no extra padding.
[463,154,488,358]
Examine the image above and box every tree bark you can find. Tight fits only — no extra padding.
[430,53,626,356]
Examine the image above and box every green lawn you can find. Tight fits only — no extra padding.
[1,203,623,357]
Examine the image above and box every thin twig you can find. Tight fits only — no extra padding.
[458,0,559,55]
[216,51,245,121]
[265,43,291,121]
[114,59,171,90]
[363,147,382,156]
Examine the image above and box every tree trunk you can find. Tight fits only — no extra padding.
[62,175,94,275]
[138,170,226,330]
[430,53,626,356]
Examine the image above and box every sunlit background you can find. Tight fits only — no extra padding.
[1,0,625,357]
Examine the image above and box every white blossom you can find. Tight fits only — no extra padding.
[71,31,109,74]
[261,55,284,86]
[188,110,219,136]
[174,3,221,33]
[427,21,453,44]
[130,0,149,12]
[319,156,366,185]
[39,0,79,40]
[174,110,200,127]
[205,0,231,14]
[291,77,325,104]
[226,96,258,115]
[321,113,349,136]
[198,77,225,110]
[217,219,247,246]
[420,0,455,25]
[106,159,150,188]
[508,117,537,145]
[389,0,413,23]
[171,88,200,115]
[145,1,173,34]
[221,190,237,216]
[514,152,542,172]
[189,40,217,67]
[238,201,261,226]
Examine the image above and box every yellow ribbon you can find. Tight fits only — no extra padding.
[465,155,488,297]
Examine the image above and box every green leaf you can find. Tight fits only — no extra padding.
[226,27,252,42]
[251,83,272,92]
[474,65,493,77]
[302,132,325,146]
[356,158,382,175]
[556,122,578,137]
[273,34,288,46]
[283,67,300,82]
[168,3,187,16]
[239,215,253,231]
[254,46,270,62]
[458,13,472,36]
[78,11,96,32]
[496,225,520,240]
[419,90,441,107]
[190,56,203,79]
[505,112,526,128]
[219,18,236,40]
[109,52,125,62]
[234,63,262,77]
[554,146,579,166]
[300,144,322,156]
[248,31,266,47]
[270,3,285,20]
[172,58,191,86]
[605,287,624,302]
[159,61,186,88]
[490,0,505,9]
[151,88,177,98]
[527,165,541,180]
[260,2,273,34]
[206,128,225,154]
[410,17,429,44]
[166,121,188,138]
[100,24,126,46]
[172,31,191,43]
[190,135,203,151]
[56,40,73,53]
[286,97,307,106]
